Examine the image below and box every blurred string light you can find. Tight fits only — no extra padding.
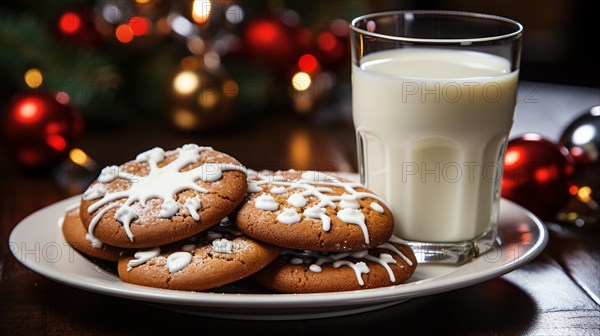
[129,16,151,36]
[169,13,195,37]
[69,148,96,169]
[101,3,122,24]
[298,54,318,73]
[24,68,43,88]
[59,12,81,34]
[192,0,212,24]
[173,70,200,95]
[225,4,244,25]
[291,72,311,92]
[115,24,134,43]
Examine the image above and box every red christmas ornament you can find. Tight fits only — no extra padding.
[2,92,84,169]
[502,134,575,220]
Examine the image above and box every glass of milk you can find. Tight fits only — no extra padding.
[350,11,523,264]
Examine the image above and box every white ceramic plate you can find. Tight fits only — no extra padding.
[9,188,547,320]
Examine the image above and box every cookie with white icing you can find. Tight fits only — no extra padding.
[80,144,247,248]
[253,237,417,293]
[234,170,394,252]
[118,224,281,291]
[61,206,124,262]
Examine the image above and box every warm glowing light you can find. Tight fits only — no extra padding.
[24,68,43,88]
[129,16,150,36]
[55,91,70,104]
[203,51,220,69]
[289,131,311,168]
[173,71,199,95]
[192,0,212,24]
[174,109,198,130]
[569,185,579,195]
[59,12,81,34]
[180,56,200,70]
[317,32,337,52]
[135,0,150,3]
[504,148,521,166]
[47,134,67,151]
[16,99,42,123]
[572,125,596,145]
[534,166,557,184]
[292,72,311,91]
[577,186,592,203]
[115,24,134,43]
[247,21,280,47]
[298,54,318,73]
[199,90,218,108]
[223,80,239,98]
[69,148,89,166]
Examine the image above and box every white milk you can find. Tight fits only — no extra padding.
[352,48,518,242]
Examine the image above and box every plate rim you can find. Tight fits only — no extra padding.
[9,194,548,309]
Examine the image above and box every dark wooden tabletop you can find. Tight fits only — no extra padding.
[1,82,599,335]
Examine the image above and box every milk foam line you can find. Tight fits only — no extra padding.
[83,144,246,242]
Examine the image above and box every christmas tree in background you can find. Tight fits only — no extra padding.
[1,0,364,131]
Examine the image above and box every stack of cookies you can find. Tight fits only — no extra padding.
[62,144,416,293]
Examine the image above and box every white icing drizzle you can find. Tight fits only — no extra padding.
[127,247,160,271]
[339,193,360,209]
[184,196,201,221]
[300,171,338,183]
[85,144,246,242]
[255,193,279,211]
[160,199,179,218]
[212,239,234,253]
[277,208,301,224]
[115,205,138,240]
[166,252,193,273]
[181,244,195,252]
[282,239,413,286]
[87,203,119,245]
[270,186,287,194]
[247,170,390,244]
[333,260,370,285]
[83,185,106,201]
[370,202,384,213]
[247,182,263,193]
[303,206,331,231]
[85,233,103,249]
[287,193,307,207]
[336,208,369,244]
[377,242,413,266]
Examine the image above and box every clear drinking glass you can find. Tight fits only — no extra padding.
[350,11,523,264]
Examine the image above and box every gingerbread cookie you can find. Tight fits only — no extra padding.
[234,170,394,252]
[61,206,123,262]
[253,237,417,293]
[118,222,281,291]
[80,144,247,248]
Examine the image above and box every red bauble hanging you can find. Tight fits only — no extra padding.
[501,134,575,220]
[2,92,84,169]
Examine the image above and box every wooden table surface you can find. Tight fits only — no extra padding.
[1,82,599,335]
